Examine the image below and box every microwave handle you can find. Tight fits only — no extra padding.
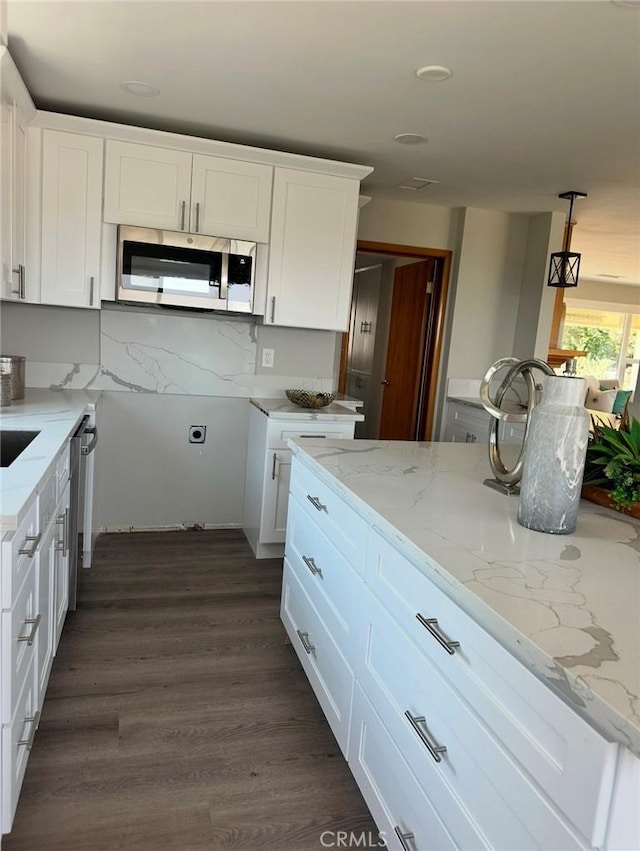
[219,252,228,302]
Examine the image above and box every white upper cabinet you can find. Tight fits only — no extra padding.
[0,48,35,303]
[190,154,272,241]
[40,130,103,309]
[266,168,360,331]
[103,141,192,232]
[103,141,273,241]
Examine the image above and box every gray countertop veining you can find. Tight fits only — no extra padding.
[250,397,364,422]
[289,437,640,756]
[0,389,102,531]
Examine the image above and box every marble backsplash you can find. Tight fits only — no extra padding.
[21,307,336,398]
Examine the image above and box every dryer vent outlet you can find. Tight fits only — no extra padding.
[189,426,206,444]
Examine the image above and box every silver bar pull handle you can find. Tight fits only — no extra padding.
[63,507,69,555]
[271,452,278,480]
[270,296,276,323]
[302,555,323,578]
[12,264,25,298]
[18,711,40,749]
[195,202,200,233]
[89,275,95,306]
[405,711,447,762]
[180,200,186,231]
[306,495,327,513]
[81,426,98,456]
[18,533,42,558]
[416,613,460,655]
[296,629,315,655]
[55,511,65,552]
[394,827,416,851]
[299,434,326,439]
[18,614,41,646]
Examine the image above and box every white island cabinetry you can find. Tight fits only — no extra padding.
[283,439,640,851]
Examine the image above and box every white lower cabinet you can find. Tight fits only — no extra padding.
[243,404,356,559]
[444,400,525,445]
[1,440,72,835]
[283,453,638,851]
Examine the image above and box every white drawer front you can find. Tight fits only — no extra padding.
[366,530,618,847]
[290,459,367,576]
[267,419,355,449]
[1,558,39,724]
[286,493,360,649]
[280,560,354,755]
[357,587,589,851]
[1,498,39,611]
[348,684,489,851]
[1,655,38,834]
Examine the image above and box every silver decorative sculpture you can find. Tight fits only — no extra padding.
[480,357,555,495]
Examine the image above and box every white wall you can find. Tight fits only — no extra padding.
[445,207,529,378]
[512,211,565,361]
[358,197,458,251]
[1,301,340,530]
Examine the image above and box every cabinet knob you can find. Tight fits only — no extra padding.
[381,379,390,386]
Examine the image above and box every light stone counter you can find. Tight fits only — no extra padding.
[0,389,101,531]
[250,398,364,422]
[289,437,640,756]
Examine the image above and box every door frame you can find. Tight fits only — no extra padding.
[340,240,452,440]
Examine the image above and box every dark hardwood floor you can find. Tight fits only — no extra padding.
[5,530,379,851]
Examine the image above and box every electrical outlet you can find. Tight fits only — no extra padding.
[262,348,275,368]
[189,425,206,444]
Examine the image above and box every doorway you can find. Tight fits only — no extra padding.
[339,240,451,441]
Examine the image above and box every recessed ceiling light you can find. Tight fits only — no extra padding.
[394,133,428,145]
[416,65,453,82]
[120,81,160,98]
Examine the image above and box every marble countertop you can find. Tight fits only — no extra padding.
[0,389,101,531]
[250,398,364,421]
[289,438,640,755]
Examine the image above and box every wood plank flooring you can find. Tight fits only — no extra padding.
[5,530,379,851]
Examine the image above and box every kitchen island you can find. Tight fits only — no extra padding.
[284,437,640,850]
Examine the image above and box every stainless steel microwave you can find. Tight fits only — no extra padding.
[116,226,257,313]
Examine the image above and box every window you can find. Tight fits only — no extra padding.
[561,304,640,392]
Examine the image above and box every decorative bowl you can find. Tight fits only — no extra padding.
[285,389,335,409]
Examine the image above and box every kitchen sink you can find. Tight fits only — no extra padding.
[0,430,40,467]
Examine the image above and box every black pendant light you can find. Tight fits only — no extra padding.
[547,191,588,288]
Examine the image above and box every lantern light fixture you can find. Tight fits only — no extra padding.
[547,190,588,288]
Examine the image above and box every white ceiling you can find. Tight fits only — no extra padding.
[6,0,640,285]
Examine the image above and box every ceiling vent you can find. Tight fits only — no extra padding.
[397,177,440,191]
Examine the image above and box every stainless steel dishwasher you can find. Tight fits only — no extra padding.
[69,415,98,610]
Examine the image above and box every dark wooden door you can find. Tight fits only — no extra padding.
[378,260,435,440]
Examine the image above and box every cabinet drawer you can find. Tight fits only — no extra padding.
[357,586,590,850]
[280,560,354,755]
[290,459,367,576]
[286,492,360,649]
[1,557,39,724]
[1,497,39,610]
[348,684,488,851]
[267,419,354,449]
[1,655,38,834]
[365,530,618,847]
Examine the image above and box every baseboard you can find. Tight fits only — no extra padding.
[98,523,243,534]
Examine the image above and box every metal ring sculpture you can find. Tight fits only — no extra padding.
[480,357,555,488]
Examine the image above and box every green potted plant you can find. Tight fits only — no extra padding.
[582,409,640,516]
